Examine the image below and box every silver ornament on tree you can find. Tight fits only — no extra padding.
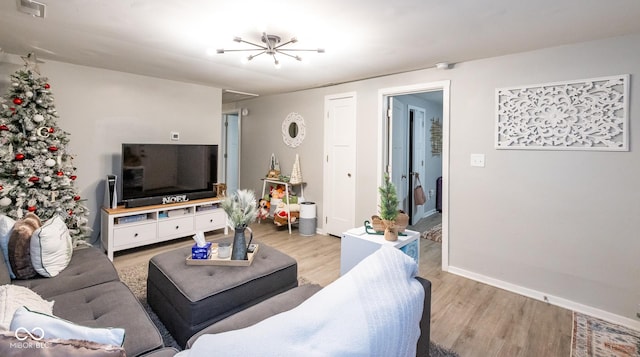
[0,197,11,206]
[33,114,44,122]
[45,158,56,167]
[25,91,33,98]
[37,127,50,137]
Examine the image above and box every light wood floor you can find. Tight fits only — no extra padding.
[112,221,572,357]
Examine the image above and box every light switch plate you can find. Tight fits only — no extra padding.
[470,153,485,167]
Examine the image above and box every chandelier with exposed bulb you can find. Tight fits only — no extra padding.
[216,32,324,68]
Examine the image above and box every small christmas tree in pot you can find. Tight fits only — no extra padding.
[378,173,399,241]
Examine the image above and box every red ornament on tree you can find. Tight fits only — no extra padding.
[0,185,3,190]
[12,98,23,105]
[68,210,73,216]
[28,206,37,212]
[70,175,77,180]
[15,153,25,161]
[56,171,64,177]
[73,195,81,201]
[48,127,55,133]
[48,146,58,152]
[44,83,50,89]
[0,124,8,131]
[28,176,40,183]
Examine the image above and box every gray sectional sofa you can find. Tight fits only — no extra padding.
[0,246,176,356]
[186,277,432,357]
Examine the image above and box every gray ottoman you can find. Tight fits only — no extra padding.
[147,239,298,347]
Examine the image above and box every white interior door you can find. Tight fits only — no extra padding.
[409,105,426,224]
[390,98,409,213]
[324,93,357,236]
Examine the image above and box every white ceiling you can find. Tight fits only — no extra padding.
[2,0,640,103]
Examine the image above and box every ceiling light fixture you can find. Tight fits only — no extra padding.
[216,32,324,68]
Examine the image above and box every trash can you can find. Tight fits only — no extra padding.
[299,202,316,236]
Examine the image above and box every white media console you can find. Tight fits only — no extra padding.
[100,198,227,261]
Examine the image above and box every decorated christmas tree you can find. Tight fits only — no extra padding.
[0,54,90,245]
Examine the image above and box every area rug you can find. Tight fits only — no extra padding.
[422,223,442,243]
[571,312,640,357]
[117,262,459,356]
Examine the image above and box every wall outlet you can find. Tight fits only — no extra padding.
[170,132,180,141]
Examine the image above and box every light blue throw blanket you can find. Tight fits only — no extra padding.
[177,246,424,357]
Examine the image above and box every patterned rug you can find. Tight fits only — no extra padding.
[118,263,181,350]
[422,223,442,243]
[571,312,640,357]
[117,261,459,356]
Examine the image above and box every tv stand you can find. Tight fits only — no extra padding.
[100,198,227,261]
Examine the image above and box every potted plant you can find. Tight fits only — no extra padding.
[378,173,400,241]
[221,189,258,260]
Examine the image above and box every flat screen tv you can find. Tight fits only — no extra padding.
[121,143,218,207]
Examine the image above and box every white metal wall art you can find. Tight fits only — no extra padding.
[496,75,629,151]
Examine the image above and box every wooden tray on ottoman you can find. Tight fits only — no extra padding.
[186,244,259,266]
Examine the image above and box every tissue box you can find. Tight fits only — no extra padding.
[191,242,212,260]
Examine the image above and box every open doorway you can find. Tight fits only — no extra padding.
[390,95,443,225]
[378,81,450,270]
[221,110,241,195]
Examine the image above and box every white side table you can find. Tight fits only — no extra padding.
[340,226,420,275]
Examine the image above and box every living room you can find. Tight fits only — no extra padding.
[1,1,639,356]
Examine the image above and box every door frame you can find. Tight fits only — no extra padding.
[377,81,451,271]
[408,104,427,224]
[221,109,242,194]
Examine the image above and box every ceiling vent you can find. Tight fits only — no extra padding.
[17,0,46,18]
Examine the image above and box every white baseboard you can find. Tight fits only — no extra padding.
[424,208,437,217]
[448,266,640,331]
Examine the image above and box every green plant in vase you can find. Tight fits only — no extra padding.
[221,189,258,260]
[378,173,400,241]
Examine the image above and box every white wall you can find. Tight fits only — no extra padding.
[236,32,640,328]
[0,60,222,241]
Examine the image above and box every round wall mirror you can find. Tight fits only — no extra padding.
[282,112,306,148]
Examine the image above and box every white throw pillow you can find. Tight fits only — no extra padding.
[10,306,125,347]
[0,285,54,331]
[0,215,16,279]
[30,216,73,278]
